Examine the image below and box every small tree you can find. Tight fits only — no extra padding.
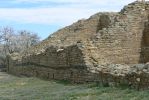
[18,30,40,50]
[0,26,40,68]
[0,26,14,55]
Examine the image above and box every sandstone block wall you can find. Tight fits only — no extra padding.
[8,45,101,83]
[25,12,117,55]
[7,1,149,89]
[140,16,149,63]
[88,2,149,64]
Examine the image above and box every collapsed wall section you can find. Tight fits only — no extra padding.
[25,12,117,55]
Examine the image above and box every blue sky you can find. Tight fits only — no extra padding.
[0,0,142,40]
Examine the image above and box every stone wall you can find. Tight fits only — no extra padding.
[24,12,117,56]
[8,51,149,90]
[7,1,149,90]
[88,2,149,64]
[140,15,149,63]
[23,2,149,65]
[8,45,100,83]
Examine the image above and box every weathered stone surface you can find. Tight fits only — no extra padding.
[7,1,149,89]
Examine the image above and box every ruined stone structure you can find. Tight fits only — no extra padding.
[7,1,149,89]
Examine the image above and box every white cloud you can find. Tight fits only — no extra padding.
[0,7,98,25]
[0,0,146,26]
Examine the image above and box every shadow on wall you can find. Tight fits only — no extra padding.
[96,14,111,33]
[140,14,149,63]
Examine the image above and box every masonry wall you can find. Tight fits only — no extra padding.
[25,12,117,56]
[7,46,149,89]
[86,2,149,64]
[21,3,149,65]
[8,45,101,83]
[140,15,149,63]
[6,2,149,89]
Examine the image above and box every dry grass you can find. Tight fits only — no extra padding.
[0,72,149,100]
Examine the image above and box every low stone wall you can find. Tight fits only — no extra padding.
[7,45,100,83]
[7,45,149,90]
[7,53,149,90]
[8,65,100,83]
